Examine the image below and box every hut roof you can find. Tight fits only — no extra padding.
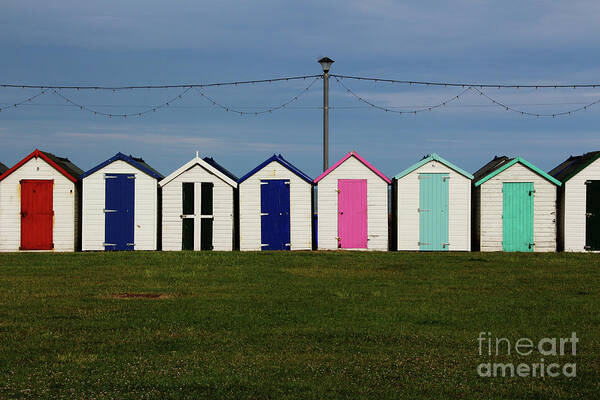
[549,151,600,183]
[159,154,237,188]
[80,152,163,180]
[473,156,561,187]
[238,154,312,184]
[0,149,83,183]
[394,153,473,180]
[314,151,391,184]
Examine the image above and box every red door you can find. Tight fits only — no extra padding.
[338,179,367,249]
[20,180,53,250]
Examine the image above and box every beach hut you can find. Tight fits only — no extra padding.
[549,151,600,252]
[160,153,237,251]
[0,162,7,175]
[0,149,82,251]
[314,151,390,251]
[472,156,561,252]
[81,153,163,251]
[394,153,473,251]
[238,154,313,251]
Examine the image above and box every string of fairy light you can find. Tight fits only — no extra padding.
[1,73,600,118]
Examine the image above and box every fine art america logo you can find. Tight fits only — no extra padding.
[477,332,578,378]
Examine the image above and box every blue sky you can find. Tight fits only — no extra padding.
[1,1,599,179]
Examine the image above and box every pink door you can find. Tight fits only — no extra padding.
[338,179,367,249]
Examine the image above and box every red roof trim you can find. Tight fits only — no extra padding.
[314,151,391,184]
[0,149,78,183]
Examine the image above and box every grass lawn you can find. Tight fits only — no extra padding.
[0,251,598,399]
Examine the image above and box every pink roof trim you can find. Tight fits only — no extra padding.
[314,151,391,184]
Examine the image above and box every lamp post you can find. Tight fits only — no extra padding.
[318,57,334,171]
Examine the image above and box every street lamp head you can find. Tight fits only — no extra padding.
[318,57,334,73]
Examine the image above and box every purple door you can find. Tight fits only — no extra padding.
[338,179,367,249]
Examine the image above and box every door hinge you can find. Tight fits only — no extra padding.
[584,245,592,250]
[127,176,136,179]
[418,208,431,212]
[336,189,341,193]
[529,242,535,249]
[418,242,431,246]
[443,176,450,181]
[586,212,593,218]
[260,244,269,247]
[260,212,269,216]
[442,243,450,248]
[260,182,269,185]
[285,182,290,185]
[126,243,135,246]
[103,209,117,213]
[103,243,117,246]
[104,175,117,179]
[585,180,592,185]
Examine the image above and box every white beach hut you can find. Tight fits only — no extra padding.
[394,153,473,251]
[472,156,561,252]
[0,149,82,252]
[549,151,600,252]
[238,154,313,251]
[81,152,163,251]
[314,151,391,251]
[160,154,237,251]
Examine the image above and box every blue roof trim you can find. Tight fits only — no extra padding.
[238,154,313,184]
[80,152,163,180]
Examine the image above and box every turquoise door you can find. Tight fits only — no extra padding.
[419,173,449,251]
[502,182,534,252]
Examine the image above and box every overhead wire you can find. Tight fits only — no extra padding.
[334,76,471,114]
[470,86,600,117]
[193,77,320,115]
[0,90,47,112]
[49,87,193,117]
[0,75,322,90]
[330,74,600,89]
[334,77,600,117]
[1,73,600,118]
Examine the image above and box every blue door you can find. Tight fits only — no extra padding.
[419,173,449,251]
[104,174,135,251]
[260,179,290,250]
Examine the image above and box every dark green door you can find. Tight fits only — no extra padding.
[585,180,600,251]
[502,182,534,252]
[181,182,195,250]
[200,182,214,251]
[419,173,449,251]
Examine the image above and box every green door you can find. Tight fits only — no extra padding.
[585,180,600,251]
[502,182,534,252]
[181,182,195,250]
[419,173,449,251]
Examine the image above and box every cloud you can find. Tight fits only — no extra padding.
[54,131,320,153]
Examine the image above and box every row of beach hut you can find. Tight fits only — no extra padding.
[0,149,599,253]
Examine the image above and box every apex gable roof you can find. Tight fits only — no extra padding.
[549,151,600,183]
[80,152,163,180]
[473,156,561,187]
[238,154,312,184]
[0,149,83,183]
[314,151,391,184]
[159,154,237,188]
[394,153,473,180]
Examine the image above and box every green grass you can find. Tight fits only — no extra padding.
[0,251,598,399]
